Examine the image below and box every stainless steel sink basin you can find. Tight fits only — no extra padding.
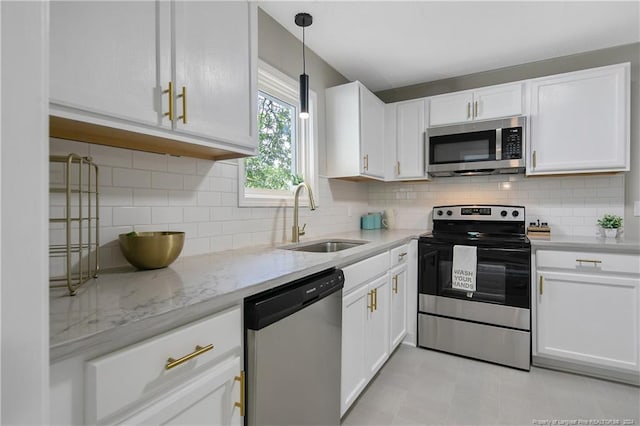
[281,239,369,253]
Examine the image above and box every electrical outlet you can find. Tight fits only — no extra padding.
[634,201,640,217]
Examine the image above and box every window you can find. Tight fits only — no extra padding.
[239,61,318,207]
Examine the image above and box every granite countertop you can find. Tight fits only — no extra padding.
[530,234,640,253]
[50,229,423,362]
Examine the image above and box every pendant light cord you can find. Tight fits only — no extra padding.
[302,26,306,74]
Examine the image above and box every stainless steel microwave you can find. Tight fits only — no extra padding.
[426,116,526,177]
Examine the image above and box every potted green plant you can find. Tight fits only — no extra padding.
[597,214,623,238]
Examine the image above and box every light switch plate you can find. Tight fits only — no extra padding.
[634,201,640,217]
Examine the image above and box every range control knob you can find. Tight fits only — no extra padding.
[500,210,508,217]
[512,210,520,217]
[437,210,443,216]
[446,210,453,216]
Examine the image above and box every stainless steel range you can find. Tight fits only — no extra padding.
[417,205,531,370]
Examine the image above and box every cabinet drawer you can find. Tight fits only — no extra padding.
[86,306,241,424]
[343,252,390,293]
[537,250,640,275]
[390,244,410,268]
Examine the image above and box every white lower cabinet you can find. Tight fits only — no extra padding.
[389,263,408,351]
[534,249,640,384]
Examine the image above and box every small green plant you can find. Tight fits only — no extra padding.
[597,214,623,229]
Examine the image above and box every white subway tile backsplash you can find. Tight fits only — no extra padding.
[134,188,169,206]
[152,207,183,224]
[198,222,223,237]
[133,151,168,171]
[169,190,198,207]
[196,159,215,177]
[100,187,133,207]
[152,171,184,190]
[168,156,198,175]
[113,207,151,226]
[210,235,234,252]
[113,168,151,188]
[210,177,234,193]
[182,238,211,257]
[184,175,210,191]
[197,192,222,207]
[89,144,132,168]
[184,207,210,223]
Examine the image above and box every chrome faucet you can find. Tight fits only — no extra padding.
[292,182,317,243]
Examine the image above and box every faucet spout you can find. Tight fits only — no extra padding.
[292,182,316,242]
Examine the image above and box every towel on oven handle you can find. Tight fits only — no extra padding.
[452,245,477,292]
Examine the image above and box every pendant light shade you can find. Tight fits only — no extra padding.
[295,13,312,119]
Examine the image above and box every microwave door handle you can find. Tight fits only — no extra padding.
[495,128,502,160]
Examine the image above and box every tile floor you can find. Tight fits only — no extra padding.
[342,345,640,426]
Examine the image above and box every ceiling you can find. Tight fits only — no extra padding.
[258,1,640,92]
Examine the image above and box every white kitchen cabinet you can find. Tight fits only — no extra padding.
[389,263,408,351]
[393,99,428,180]
[429,83,522,126]
[326,81,385,180]
[365,275,391,377]
[533,249,640,384]
[50,1,257,160]
[527,63,630,175]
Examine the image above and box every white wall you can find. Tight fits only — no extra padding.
[369,174,625,238]
[1,1,50,423]
[50,139,370,270]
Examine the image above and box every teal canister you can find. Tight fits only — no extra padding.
[361,213,382,230]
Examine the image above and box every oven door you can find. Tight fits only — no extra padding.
[418,240,530,328]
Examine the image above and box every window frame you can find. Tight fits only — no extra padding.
[238,60,319,208]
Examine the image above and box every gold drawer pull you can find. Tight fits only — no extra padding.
[373,288,378,311]
[398,252,407,259]
[165,344,214,370]
[234,371,245,417]
[539,275,544,295]
[163,81,174,121]
[576,259,602,265]
[393,275,398,294]
[367,290,374,313]
[178,85,187,124]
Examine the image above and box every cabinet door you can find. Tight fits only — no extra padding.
[365,275,390,378]
[395,100,426,179]
[122,356,242,425]
[389,264,408,351]
[528,64,629,175]
[174,2,255,147]
[473,83,522,121]
[50,1,171,128]
[341,284,369,416]
[536,271,639,372]
[360,86,386,179]
[429,91,473,126]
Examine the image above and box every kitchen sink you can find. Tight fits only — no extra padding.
[281,239,369,253]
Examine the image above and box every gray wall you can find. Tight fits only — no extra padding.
[377,43,640,240]
[258,8,348,176]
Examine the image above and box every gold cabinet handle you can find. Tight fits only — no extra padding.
[474,100,478,118]
[398,252,407,260]
[396,161,400,176]
[539,275,544,296]
[234,371,245,417]
[373,288,378,311]
[363,154,369,171]
[393,275,398,294]
[367,290,374,313]
[532,150,537,168]
[177,86,187,124]
[165,344,214,370]
[576,259,602,265]
[467,102,471,119]
[163,81,174,121]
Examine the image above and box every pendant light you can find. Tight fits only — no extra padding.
[295,12,312,119]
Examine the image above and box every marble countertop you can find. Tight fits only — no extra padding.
[530,235,640,253]
[50,229,423,362]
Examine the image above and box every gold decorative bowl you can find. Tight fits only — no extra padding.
[118,231,185,270]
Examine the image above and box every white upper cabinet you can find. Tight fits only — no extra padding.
[50,1,170,127]
[326,81,385,180]
[393,99,427,180]
[429,83,523,126]
[50,1,257,160]
[173,2,254,147]
[527,63,630,175]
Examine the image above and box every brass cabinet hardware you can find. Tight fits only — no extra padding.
[367,290,374,313]
[165,344,214,370]
[373,288,378,311]
[467,102,471,119]
[393,275,398,294]
[163,81,174,121]
[396,161,400,176]
[576,259,602,265]
[532,150,537,168]
[178,86,187,124]
[398,252,407,259]
[234,371,245,417]
[474,100,478,118]
[539,275,544,295]
[363,154,369,171]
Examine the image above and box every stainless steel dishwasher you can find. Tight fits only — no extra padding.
[244,268,344,426]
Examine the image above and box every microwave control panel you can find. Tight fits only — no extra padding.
[501,127,522,159]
